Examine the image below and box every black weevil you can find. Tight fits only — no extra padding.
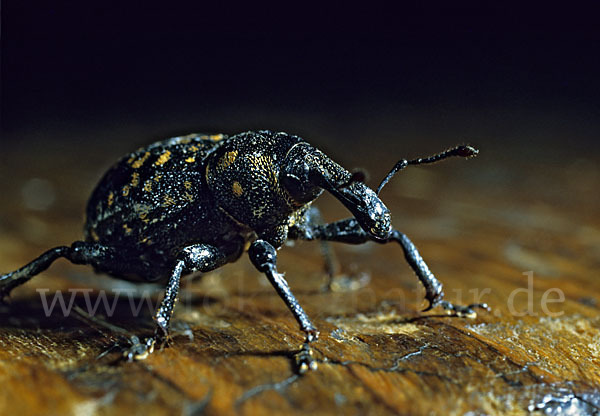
[0,130,488,372]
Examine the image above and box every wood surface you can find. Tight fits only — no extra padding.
[1,127,599,415]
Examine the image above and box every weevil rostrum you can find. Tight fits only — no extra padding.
[0,130,488,372]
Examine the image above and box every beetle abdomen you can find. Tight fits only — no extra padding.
[84,133,227,248]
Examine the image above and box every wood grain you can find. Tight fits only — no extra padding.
[1,130,599,416]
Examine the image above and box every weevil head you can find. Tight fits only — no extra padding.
[206,130,391,240]
[281,141,393,240]
[206,131,322,231]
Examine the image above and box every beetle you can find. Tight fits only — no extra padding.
[0,130,487,372]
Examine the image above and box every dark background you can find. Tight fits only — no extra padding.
[1,2,599,186]
[3,3,598,138]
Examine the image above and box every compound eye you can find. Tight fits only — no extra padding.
[281,174,305,199]
[281,172,322,205]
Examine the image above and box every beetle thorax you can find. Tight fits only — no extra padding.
[205,132,310,232]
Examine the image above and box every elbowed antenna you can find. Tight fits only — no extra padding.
[376,145,479,195]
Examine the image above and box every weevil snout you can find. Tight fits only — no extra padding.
[283,142,392,239]
[333,182,392,240]
[366,196,392,239]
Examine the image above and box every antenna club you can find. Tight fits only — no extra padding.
[456,145,479,158]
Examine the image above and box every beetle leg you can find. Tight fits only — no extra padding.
[0,241,120,300]
[297,206,340,290]
[319,239,340,290]
[390,231,489,317]
[290,218,489,317]
[248,239,319,373]
[137,244,228,358]
[0,246,71,300]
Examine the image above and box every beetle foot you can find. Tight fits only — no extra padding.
[124,335,156,361]
[295,329,319,373]
[295,342,318,374]
[422,290,444,312]
[437,300,491,319]
[152,326,174,350]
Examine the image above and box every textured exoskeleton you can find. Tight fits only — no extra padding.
[0,130,487,372]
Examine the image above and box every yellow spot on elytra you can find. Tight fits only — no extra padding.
[122,185,130,197]
[219,150,238,169]
[253,205,267,218]
[132,152,151,169]
[177,136,193,144]
[134,203,151,223]
[209,134,224,141]
[143,180,152,192]
[232,181,243,197]
[189,145,199,152]
[122,223,132,234]
[184,181,192,190]
[162,194,175,206]
[153,174,162,183]
[185,156,196,163]
[184,192,194,202]
[89,228,100,242]
[131,172,140,187]
[155,150,171,166]
[127,155,136,164]
[107,192,114,206]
